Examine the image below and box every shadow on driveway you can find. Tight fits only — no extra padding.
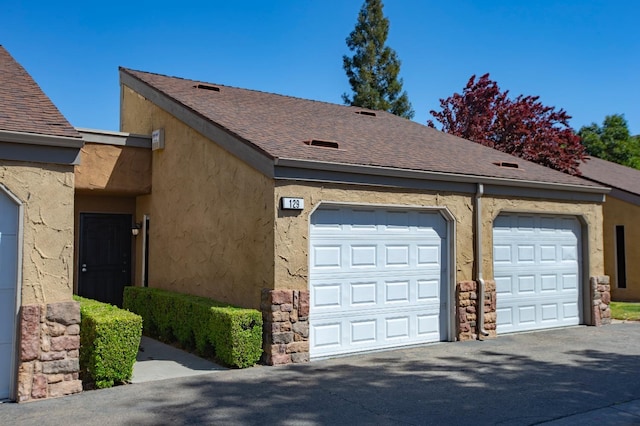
[3,323,640,425]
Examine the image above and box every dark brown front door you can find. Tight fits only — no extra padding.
[78,213,132,307]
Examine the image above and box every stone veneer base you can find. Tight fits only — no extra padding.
[261,289,310,365]
[17,301,82,402]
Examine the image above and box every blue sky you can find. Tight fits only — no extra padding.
[2,0,638,134]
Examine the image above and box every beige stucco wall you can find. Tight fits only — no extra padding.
[75,143,151,195]
[121,86,275,309]
[273,182,604,291]
[603,196,640,301]
[0,160,75,305]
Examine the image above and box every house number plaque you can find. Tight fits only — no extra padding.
[280,197,304,210]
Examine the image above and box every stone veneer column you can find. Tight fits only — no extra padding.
[591,276,611,326]
[261,289,310,365]
[456,280,496,341]
[17,301,82,402]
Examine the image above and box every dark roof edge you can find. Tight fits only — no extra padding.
[275,158,610,198]
[119,68,275,178]
[578,171,640,199]
[77,128,151,149]
[609,187,640,206]
[0,129,84,149]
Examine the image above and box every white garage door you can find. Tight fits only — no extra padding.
[309,206,448,358]
[0,190,19,400]
[493,214,581,334]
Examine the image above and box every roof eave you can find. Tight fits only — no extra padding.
[274,157,610,201]
[0,129,84,149]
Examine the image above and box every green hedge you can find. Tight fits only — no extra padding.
[123,287,262,368]
[74,295,142,389]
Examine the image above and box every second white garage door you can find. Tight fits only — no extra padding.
[493,214,582,334]
[309,206,449,358]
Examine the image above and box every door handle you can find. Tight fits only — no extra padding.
[81,264,87,273]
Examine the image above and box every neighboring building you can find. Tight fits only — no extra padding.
[117,68,611,364]
[580,156,640,301]
[0,46,83,401]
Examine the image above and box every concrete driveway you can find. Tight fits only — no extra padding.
[2,323,640,425]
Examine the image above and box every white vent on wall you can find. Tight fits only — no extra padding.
[152,129,165,151]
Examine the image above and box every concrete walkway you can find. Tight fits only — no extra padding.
[2,323,640,425]
[131,336,226,383]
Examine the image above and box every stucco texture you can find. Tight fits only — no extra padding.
[0,160,75,305]
[273,182,604,292]
[121,86,275,309]
[273,182,473,290]
[602,196,640,301]
[75,143,151,195]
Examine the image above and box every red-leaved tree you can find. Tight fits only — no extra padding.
[428,74,585,175]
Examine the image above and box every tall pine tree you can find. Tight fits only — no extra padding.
[342,0,414,119]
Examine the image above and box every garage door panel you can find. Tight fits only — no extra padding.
[310,207,447,358]
[563,274,578,290]
[563,302,579,319]
[494,214,581,334]
[417,314,440,337]
[312,283,342,309]
[1,193,18,401]
[311,306,443,357]
[351,320,377,343]
[517,245,535,262]
[312,245,342,269]
[417,245,439,265]
[351,245,377,267]
[417,279,439,301]
[351,282,377,306]
[562,246,578,261]
[385,280,409,303]
[495,276,513,295]
[541,303,559,321]
[314,276,441,313]
[518,275,535,293]
[0,291,15,344]
[0,234,18,290]
[313,323,342,349]
[385,245,410,266]
[541,274,558,291]
[496,307,514,327]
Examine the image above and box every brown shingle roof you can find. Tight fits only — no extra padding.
[122,68,601,189]
[579,156,640,196]
[0,46,80,139]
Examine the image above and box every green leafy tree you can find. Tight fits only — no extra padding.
[342,0,414,119]
[579,114,640,169]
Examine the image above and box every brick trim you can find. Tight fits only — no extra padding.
[456,280,496,341]
[17,302,82,402]
[591,276,611,326]
[261,289,310,365]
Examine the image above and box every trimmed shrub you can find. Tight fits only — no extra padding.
[124,287,262,368]
[74,295,142,389]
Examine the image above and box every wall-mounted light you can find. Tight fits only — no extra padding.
[132,223,142,236]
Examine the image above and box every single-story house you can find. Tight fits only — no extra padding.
[0,46,83,401]
[114,68,612,364]
[579,156,640,301]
